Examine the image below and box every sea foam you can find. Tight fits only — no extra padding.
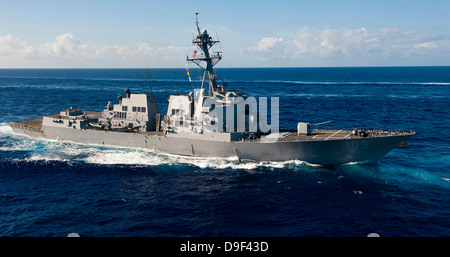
[1,129,322,170]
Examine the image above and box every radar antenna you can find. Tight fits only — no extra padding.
[195,12,201,35]
[186,12,223,96]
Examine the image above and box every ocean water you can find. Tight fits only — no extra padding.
[0,67,449,237]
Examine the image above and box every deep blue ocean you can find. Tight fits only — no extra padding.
[0,67,449,237]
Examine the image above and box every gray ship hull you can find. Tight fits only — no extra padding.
[10,120,412,166]
[233,135,411,165]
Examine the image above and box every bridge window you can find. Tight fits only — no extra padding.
[116,112,127,119]
[171,109,183,116]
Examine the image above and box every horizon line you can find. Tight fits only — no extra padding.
[0,65,449,70]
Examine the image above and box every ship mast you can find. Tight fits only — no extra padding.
[186,12,223,96]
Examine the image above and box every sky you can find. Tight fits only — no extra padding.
[0,0,450,68]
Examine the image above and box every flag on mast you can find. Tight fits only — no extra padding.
[185,64,192,82]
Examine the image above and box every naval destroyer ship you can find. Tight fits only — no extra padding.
[9,14,415,166]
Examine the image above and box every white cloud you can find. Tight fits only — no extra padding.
[0,33,189,68]
[289,28,450,63]
[0,35,30,56]
[238,27,450,66]
[1,28,449,68]
[291,27,401,58]
[37,33,84,58]
[249,37,284,52]
[413,41,438,49]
